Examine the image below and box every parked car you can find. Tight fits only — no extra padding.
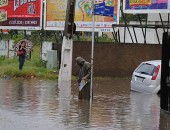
[131,60,161,94]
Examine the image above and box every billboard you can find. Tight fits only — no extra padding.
[0,0,42,30]
[44,0,120,32]
[123,0,170,13]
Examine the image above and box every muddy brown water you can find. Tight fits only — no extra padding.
[0,78,169,130]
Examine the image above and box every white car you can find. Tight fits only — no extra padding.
[131,60,161,94]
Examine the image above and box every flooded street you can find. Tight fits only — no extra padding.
[0,78,169,130]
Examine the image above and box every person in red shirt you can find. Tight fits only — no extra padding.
[18,41,26,70]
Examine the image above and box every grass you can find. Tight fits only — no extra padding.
[0,46,58,80]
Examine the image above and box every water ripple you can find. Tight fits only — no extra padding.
[0,78,162,130]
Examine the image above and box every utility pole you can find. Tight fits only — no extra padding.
[160,32,170,112]
[58,0,76,81]
[64,0,76,39]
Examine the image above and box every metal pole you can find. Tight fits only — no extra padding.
[132,27,138,43]
[144,16,147,44]
[167,13,169,33]
[37,30,43,60]
[161,32,170,111]
[155,28,161,44]
[120,7,134,43]
[90,0,95,102]
[124,27,126,43]
[159,13,165,33]
[118,29,120,43]
[113,28,118,42]
[138,14,145,40]
[112,31,117,42]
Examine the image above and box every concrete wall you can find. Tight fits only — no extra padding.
[42,41,52,61]
[53,42,162,77]
[0,40,15,58]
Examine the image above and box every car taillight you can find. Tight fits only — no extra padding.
[152,65,160,80]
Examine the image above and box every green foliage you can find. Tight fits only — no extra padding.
[12,32,24,43]
[0,56,18,66]
[30,30,62,44]
[0,56,5,61]
[3,68,36,78]
[0,46,58,80]
[34,60,47,68]
[73,35,91,41]
[1,30,116,44]
[0,56,5,65]
[120,14,147,23]
[73,33,114,42]
[30,31,41,45]
[98,34,113,42]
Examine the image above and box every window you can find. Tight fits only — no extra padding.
[135,63,156,76]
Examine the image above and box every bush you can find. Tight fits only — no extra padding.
[0,56,5,65]
[34,60,47,68]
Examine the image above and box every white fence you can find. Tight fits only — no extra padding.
[0,40,15,58]
[41,41,53,61]
[118,21,164,44]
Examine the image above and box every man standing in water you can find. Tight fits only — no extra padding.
[76,56,91,100]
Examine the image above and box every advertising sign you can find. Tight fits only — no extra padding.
[44,0,119,32]
[94,2,105,16]
[0,0,42,30]
[0,0,8,7]
[0,11,7,22]
[123,0,170,13]
[94,1,114,17]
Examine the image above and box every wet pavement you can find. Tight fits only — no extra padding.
[0,78,170,130]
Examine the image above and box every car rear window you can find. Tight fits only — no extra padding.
[135,63,156,76]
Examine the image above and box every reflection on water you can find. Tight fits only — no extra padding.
[0,78,167,130]
[160,110,170,130]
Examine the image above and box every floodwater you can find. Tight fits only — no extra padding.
[0,78,169,130]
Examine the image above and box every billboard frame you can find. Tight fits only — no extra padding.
[123,0,170,14]
[0,0,43,30]
[44,0,120,32]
